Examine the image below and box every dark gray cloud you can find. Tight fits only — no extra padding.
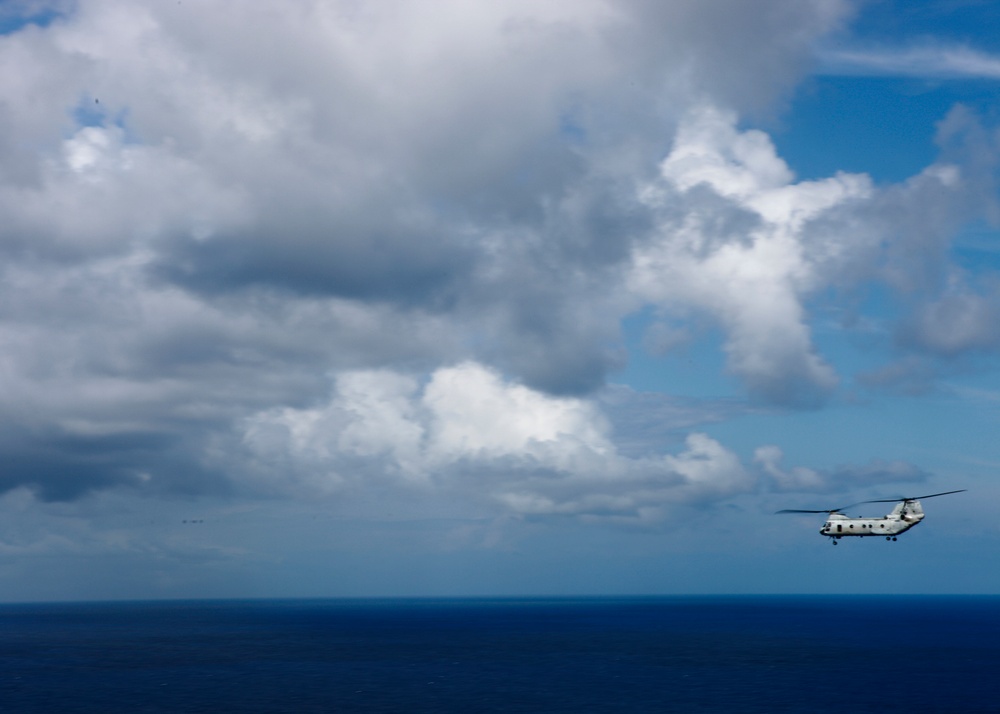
[0,425,221,502]
[154,221,478,305]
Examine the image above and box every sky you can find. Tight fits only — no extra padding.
[1,0,1000,602]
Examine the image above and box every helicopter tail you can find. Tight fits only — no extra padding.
[890,499,924,520]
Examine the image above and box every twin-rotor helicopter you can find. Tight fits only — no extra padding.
[777,490,966,544]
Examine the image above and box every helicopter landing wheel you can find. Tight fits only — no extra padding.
[892,537,897,541]
[886,536,891,541]
[832,540,838,545]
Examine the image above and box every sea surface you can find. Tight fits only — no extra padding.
[2,595,999,713]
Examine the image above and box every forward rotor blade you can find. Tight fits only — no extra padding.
[858,489,966,505]
[775,508,841,514]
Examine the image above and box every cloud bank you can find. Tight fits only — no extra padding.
[0,0,994,518]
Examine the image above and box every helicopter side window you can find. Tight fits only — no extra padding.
[837,525,842,532]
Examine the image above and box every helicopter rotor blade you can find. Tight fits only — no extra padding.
[775,508,843,514]
[856,489,966,505]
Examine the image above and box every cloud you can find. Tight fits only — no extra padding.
[629,106,872,405]
[623,102,1000,402]
[860,106,1000,380]
[238,362,756,520]
[899,278,1000,356]
[1,0,995,510]
[819,45,1000,79]
[755,445,929,495]
[0,0,867,504]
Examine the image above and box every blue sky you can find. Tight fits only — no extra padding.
[1,0,999,602]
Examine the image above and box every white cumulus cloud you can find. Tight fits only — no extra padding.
[239,362,756,520]
[631,106,872,405]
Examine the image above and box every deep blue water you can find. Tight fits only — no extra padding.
[2,596,999,713]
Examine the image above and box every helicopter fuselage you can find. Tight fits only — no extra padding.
[822,512,921,537]
[821,500,924,542]
[779,491,964,544]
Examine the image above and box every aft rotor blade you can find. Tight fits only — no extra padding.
[858,489,966,505]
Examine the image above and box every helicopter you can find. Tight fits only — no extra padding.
[777,490,965,544]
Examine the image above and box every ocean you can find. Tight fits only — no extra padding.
[1,596,998,713]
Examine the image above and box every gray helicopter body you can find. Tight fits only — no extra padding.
[778,490,964,545]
